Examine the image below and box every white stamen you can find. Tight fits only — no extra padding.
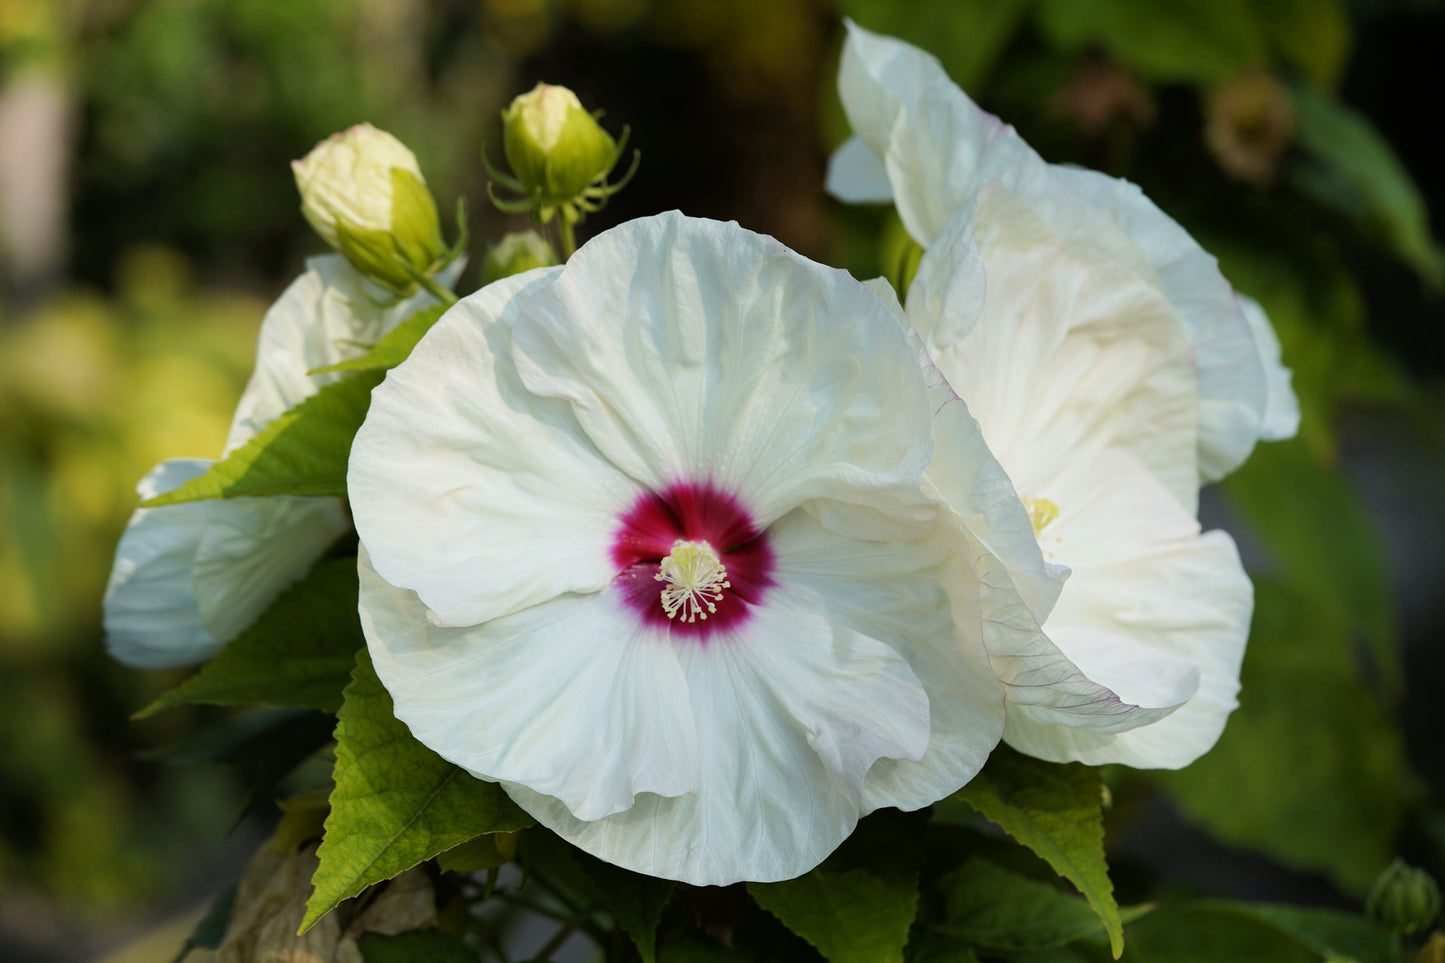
[655,540,731,623]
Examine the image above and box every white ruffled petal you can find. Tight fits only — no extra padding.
[836,24,1276,471]
[837,20,1039,248]
[903,197,987,348]
[192,495,350,642]
[921,350,1065,621]
[825,136,895,203]
[109,257,460,668]
[504,572,931,885]
[765,511,1006,814]
[349,267,641,628]
[104,460,221,669]
[360,548,698,822]
[1239,295,1301,442]
[924,402,1207,741]
[226,255,465,453]
[104,460,349,667]
[910,186,1200,511]
[1044,168,1268,479]
[1003,449,1251,767]
[957,521,1196,736]
[508,211,937,538]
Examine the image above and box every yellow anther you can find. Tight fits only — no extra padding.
[1023,497,1060,537]
[655,540,731,623]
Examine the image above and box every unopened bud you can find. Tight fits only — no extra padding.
[503,84,619,206]
[482,230,558,285]
[293,123,447,293]
[1367,859,1440,935]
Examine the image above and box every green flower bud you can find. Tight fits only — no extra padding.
[1367,859,1441,935]
[502,84,618,206]
[292,123,447,293]
[481,230,559,285]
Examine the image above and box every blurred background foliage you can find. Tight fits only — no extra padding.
[0,0,1440,959]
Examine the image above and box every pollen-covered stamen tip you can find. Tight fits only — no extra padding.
[1023,496,1060,536]
[655,539,732,623]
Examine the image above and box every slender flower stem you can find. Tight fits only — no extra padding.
[416,271,459,306]
[558,218,577,261]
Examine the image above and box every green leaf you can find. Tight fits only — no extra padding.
[1292,84,1443,286]
[749,810,926,963]
[1204,237,1411,460]
[750,868,917,963]
[146,707,337,816]
[269,792,332,855]
[170,883,236,962]
[310,304,447,376]
[906,933,983,963]
[1220,438,1398,691]
[1165,434,1408,892]
[1255,0,1350,89]
[1124,901,1392,963]
[579,859,673,963]
[1008,949,1107,963]
[435,830,520,873]
[1159,579,1408,892]
[1200,902,1393,962]
[137,558,363,717]
[358,929,481,963]
[528,831,673,963]
[1124,903,1318,962]
[302,649,533,932]
[954,747,1123,958]
[143,370,384,505]
[930,858,1124,953]
[1033,0,1266,83]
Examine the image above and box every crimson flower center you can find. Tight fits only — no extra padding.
[611,481,775,640]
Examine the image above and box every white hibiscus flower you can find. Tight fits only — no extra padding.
[103,256,460,669]
[349,211,1047,884]
[896,183,1255,769]
[827,20,1298,482]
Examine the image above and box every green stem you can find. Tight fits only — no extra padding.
[416,271,458,306]
[558,218,577,261]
